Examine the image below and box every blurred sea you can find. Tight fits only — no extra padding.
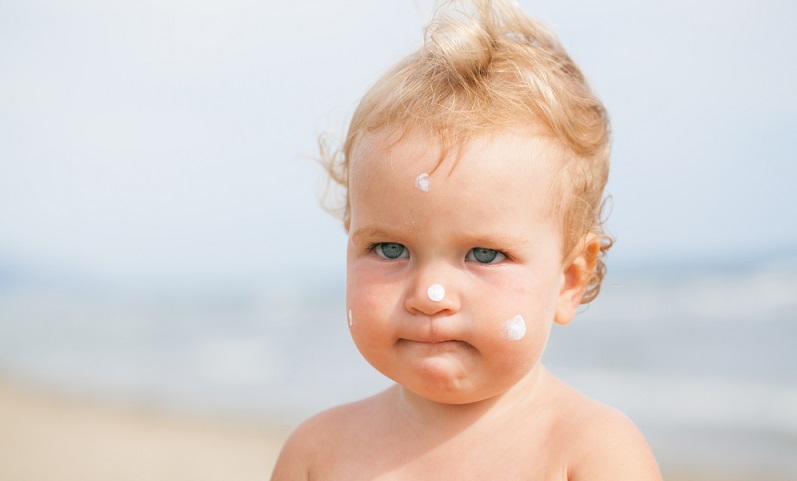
[1,252,796,477]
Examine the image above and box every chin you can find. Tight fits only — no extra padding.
[400,376,494,405]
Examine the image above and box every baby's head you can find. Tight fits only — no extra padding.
[323,0,612,303]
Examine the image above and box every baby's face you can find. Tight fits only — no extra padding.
[345,132,574,405]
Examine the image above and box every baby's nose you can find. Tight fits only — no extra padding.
[405,273,460,316]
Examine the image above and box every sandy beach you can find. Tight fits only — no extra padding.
[0,376,288,481]
[2,374,794,481]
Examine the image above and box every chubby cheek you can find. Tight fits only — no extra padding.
[490,308,550,347]
[476,311,552,383]
[345,281,376,359]
[345,263,398,346]
[477,281,557,365]
[345,276,370,332]
[345,278,406,379]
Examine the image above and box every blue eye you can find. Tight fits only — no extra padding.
[466,248,506,264]
[374,243,409,260]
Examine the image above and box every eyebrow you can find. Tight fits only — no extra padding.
[350,226,402,245]
[465,232,533,251]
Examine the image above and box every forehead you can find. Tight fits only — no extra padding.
[348,131,564,229]
[349,131,560,196]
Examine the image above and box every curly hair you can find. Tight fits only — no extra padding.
[320,0,613,303]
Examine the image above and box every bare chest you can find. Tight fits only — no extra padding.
[310,422,569,481]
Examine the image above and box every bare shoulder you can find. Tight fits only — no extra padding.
[551,384,662,481]
[270,396,380,481]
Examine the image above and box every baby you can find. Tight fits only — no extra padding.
[272,1,661,479]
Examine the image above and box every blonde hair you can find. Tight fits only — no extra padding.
[321,0,612,303]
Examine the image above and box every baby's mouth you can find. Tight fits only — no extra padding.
[398,338,473,351]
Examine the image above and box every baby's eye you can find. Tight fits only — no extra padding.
[373,242,409,260]
[466,248,506,264]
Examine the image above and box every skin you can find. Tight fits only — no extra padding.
[271,132,662,481]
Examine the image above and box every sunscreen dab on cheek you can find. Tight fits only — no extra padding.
[503,315,526,341]
[415,173,431,192]
[427,284,445,302]
[348,310,353,327]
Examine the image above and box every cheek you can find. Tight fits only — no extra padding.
[476,278,557,349]
[485,311,553,376]
[345,282,378,354]
[345,261,371,317]
[345,265,399,334]
[345,272,405,373]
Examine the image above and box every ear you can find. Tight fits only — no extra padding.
[554,235,600,325]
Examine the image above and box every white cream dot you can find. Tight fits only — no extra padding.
[503,315,526,341]
[415,173,430,192]
[427,284,445,302]
[348,310,353,327]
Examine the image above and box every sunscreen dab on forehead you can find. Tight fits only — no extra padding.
[415,173,431,192]
[427,284,445,302]
[503,315,526,341]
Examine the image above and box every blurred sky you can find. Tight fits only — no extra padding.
[1,0,795,288]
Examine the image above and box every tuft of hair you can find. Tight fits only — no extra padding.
[320,0,612,304]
